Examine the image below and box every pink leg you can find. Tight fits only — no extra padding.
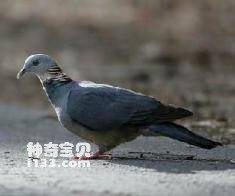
[73,151,112,160]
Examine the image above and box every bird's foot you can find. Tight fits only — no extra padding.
[73,151,111,160]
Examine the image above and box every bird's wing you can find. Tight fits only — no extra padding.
[66,83,192,131]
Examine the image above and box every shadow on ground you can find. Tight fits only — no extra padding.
[108,152,235,174]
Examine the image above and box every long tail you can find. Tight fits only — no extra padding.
[147,122,222,149]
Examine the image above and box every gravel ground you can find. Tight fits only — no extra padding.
[0,104,235,196]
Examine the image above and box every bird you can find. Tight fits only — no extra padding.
[17,54,222,159]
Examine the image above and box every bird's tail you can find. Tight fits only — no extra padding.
[147,122,222,149]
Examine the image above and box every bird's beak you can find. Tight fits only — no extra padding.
[17,68,26,79]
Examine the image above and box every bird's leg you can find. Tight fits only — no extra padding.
[73,151,111,160]
[73,145,112,160]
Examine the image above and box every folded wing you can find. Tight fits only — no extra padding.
[66,84,192,131]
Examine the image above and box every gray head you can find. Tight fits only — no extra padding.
[17,54,57,79]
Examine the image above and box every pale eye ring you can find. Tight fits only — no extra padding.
[32,60,39,66]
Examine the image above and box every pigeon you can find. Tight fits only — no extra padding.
[17,54,222,159]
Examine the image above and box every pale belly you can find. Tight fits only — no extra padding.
[55,106,141,150]
[60,115,140,150]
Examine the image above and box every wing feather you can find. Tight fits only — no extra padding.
[66,84,192,131]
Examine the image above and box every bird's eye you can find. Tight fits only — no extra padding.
[32,60,39,66]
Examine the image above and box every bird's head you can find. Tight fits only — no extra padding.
[17,54,58,79]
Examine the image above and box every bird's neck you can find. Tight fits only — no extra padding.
[38,65,73,105]
[38,65,72,88]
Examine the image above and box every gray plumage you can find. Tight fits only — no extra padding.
[17,54,222,157]
[67,83,193,131]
